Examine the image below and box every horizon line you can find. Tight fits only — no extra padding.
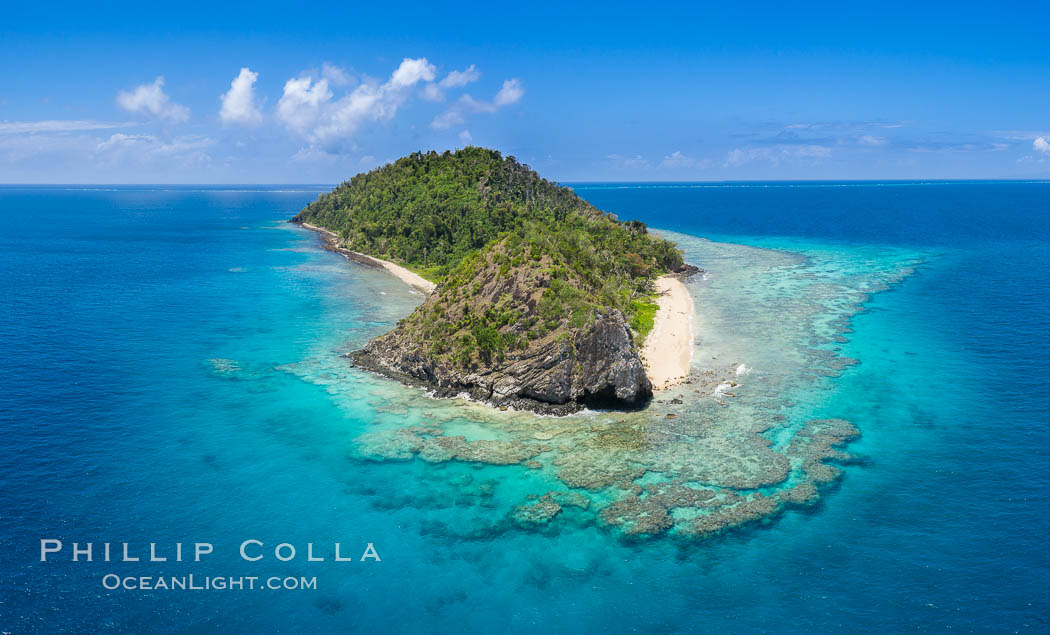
[2,177,1050,188]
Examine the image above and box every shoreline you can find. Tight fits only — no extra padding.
[296,221,437,294]
[641,275,696,391]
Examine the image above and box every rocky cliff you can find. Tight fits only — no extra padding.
[350,238,653,414]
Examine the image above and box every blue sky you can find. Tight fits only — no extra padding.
[2,1,1049,183]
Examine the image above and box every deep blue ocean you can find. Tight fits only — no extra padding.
[2,182,1048,632]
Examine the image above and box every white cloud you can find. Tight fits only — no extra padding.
[431,109,465,130]
[0,129,209,167]
[219,68,262,126]
[0,126,213,178]
[116,76,190,122]
[321,62,352,86]
[493,78,524,107]
[96,133,213,156]
[906,141,1008,153]
[0,120,137,134]
[1034,137,1050,155]
[724,148,761,167]
[606,153,650,169]
[276,76,333,137]
[786,121,908,131]
[421,83,445,102]
[459,129,472,145]
[725,145,831,167]
[431,78,524,129]
[797,145,833,158]
[278,57,437,150]
[440,64,480,88]
[858,135,888,147]
[661,150,711,169]
[290,146,340,163]
[458,82,523,115]
[95,133,213,167]
[423,64,482,102]
[0,131,98,163]
[389,58,437,88]
[988,130,1050,141]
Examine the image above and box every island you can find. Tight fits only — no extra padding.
[292,147,697,414]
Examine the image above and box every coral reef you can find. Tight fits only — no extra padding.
[310,232,926,543]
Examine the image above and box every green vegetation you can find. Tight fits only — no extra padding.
[295,147,685,369]
[628,299,660,345]
[402,263,444,284]
[296,147,681,275]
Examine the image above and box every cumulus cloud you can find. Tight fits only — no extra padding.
[278,57,437,151]
[459,129,472,145]
[219,68,262,126]
[422,64,482,102]
[493,79,524,107]
[1034,137,1050,155]
[276,76,333,138]
[389,58,437,88]
[440,64,480,88]
[431,78,524,130]
[116,76,190,122]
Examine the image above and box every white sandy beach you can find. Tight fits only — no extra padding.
[641,275,695,391]
[301,222,437,294]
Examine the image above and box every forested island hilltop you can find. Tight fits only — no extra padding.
[293,147,696,414]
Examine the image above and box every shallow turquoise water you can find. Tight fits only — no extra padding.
[2,183,1048,631]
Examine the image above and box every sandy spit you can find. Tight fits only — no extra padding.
[299,222,437,294]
